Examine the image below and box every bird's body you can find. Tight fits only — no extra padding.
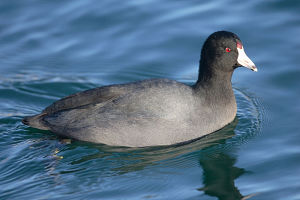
[23,31,257,147]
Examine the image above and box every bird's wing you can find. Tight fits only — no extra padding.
[42,78,179,115]
[42,84,132,115]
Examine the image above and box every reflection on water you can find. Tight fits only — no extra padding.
[199,151,245,200]
[198,149,258,200]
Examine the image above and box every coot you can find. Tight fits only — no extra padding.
[23,31,257,147]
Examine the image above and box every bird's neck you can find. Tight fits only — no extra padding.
[196,70,233,88]
[193,68,235,106]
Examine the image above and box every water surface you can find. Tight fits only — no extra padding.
[1,0,300,199]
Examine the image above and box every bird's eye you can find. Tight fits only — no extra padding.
[225,48,231,52]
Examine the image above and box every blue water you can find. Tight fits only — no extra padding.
[1,0,300,199]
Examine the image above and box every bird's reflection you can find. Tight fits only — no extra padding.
[198,152,246,200]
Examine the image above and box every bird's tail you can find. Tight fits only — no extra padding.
[22,113,50,130]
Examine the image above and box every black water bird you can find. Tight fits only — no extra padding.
[22,31,257,147]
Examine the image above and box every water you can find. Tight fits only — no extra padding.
[0,0,299,199]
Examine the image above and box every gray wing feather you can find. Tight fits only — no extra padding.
[43,84,129,114]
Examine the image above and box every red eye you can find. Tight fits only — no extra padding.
[226,48,231,52]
